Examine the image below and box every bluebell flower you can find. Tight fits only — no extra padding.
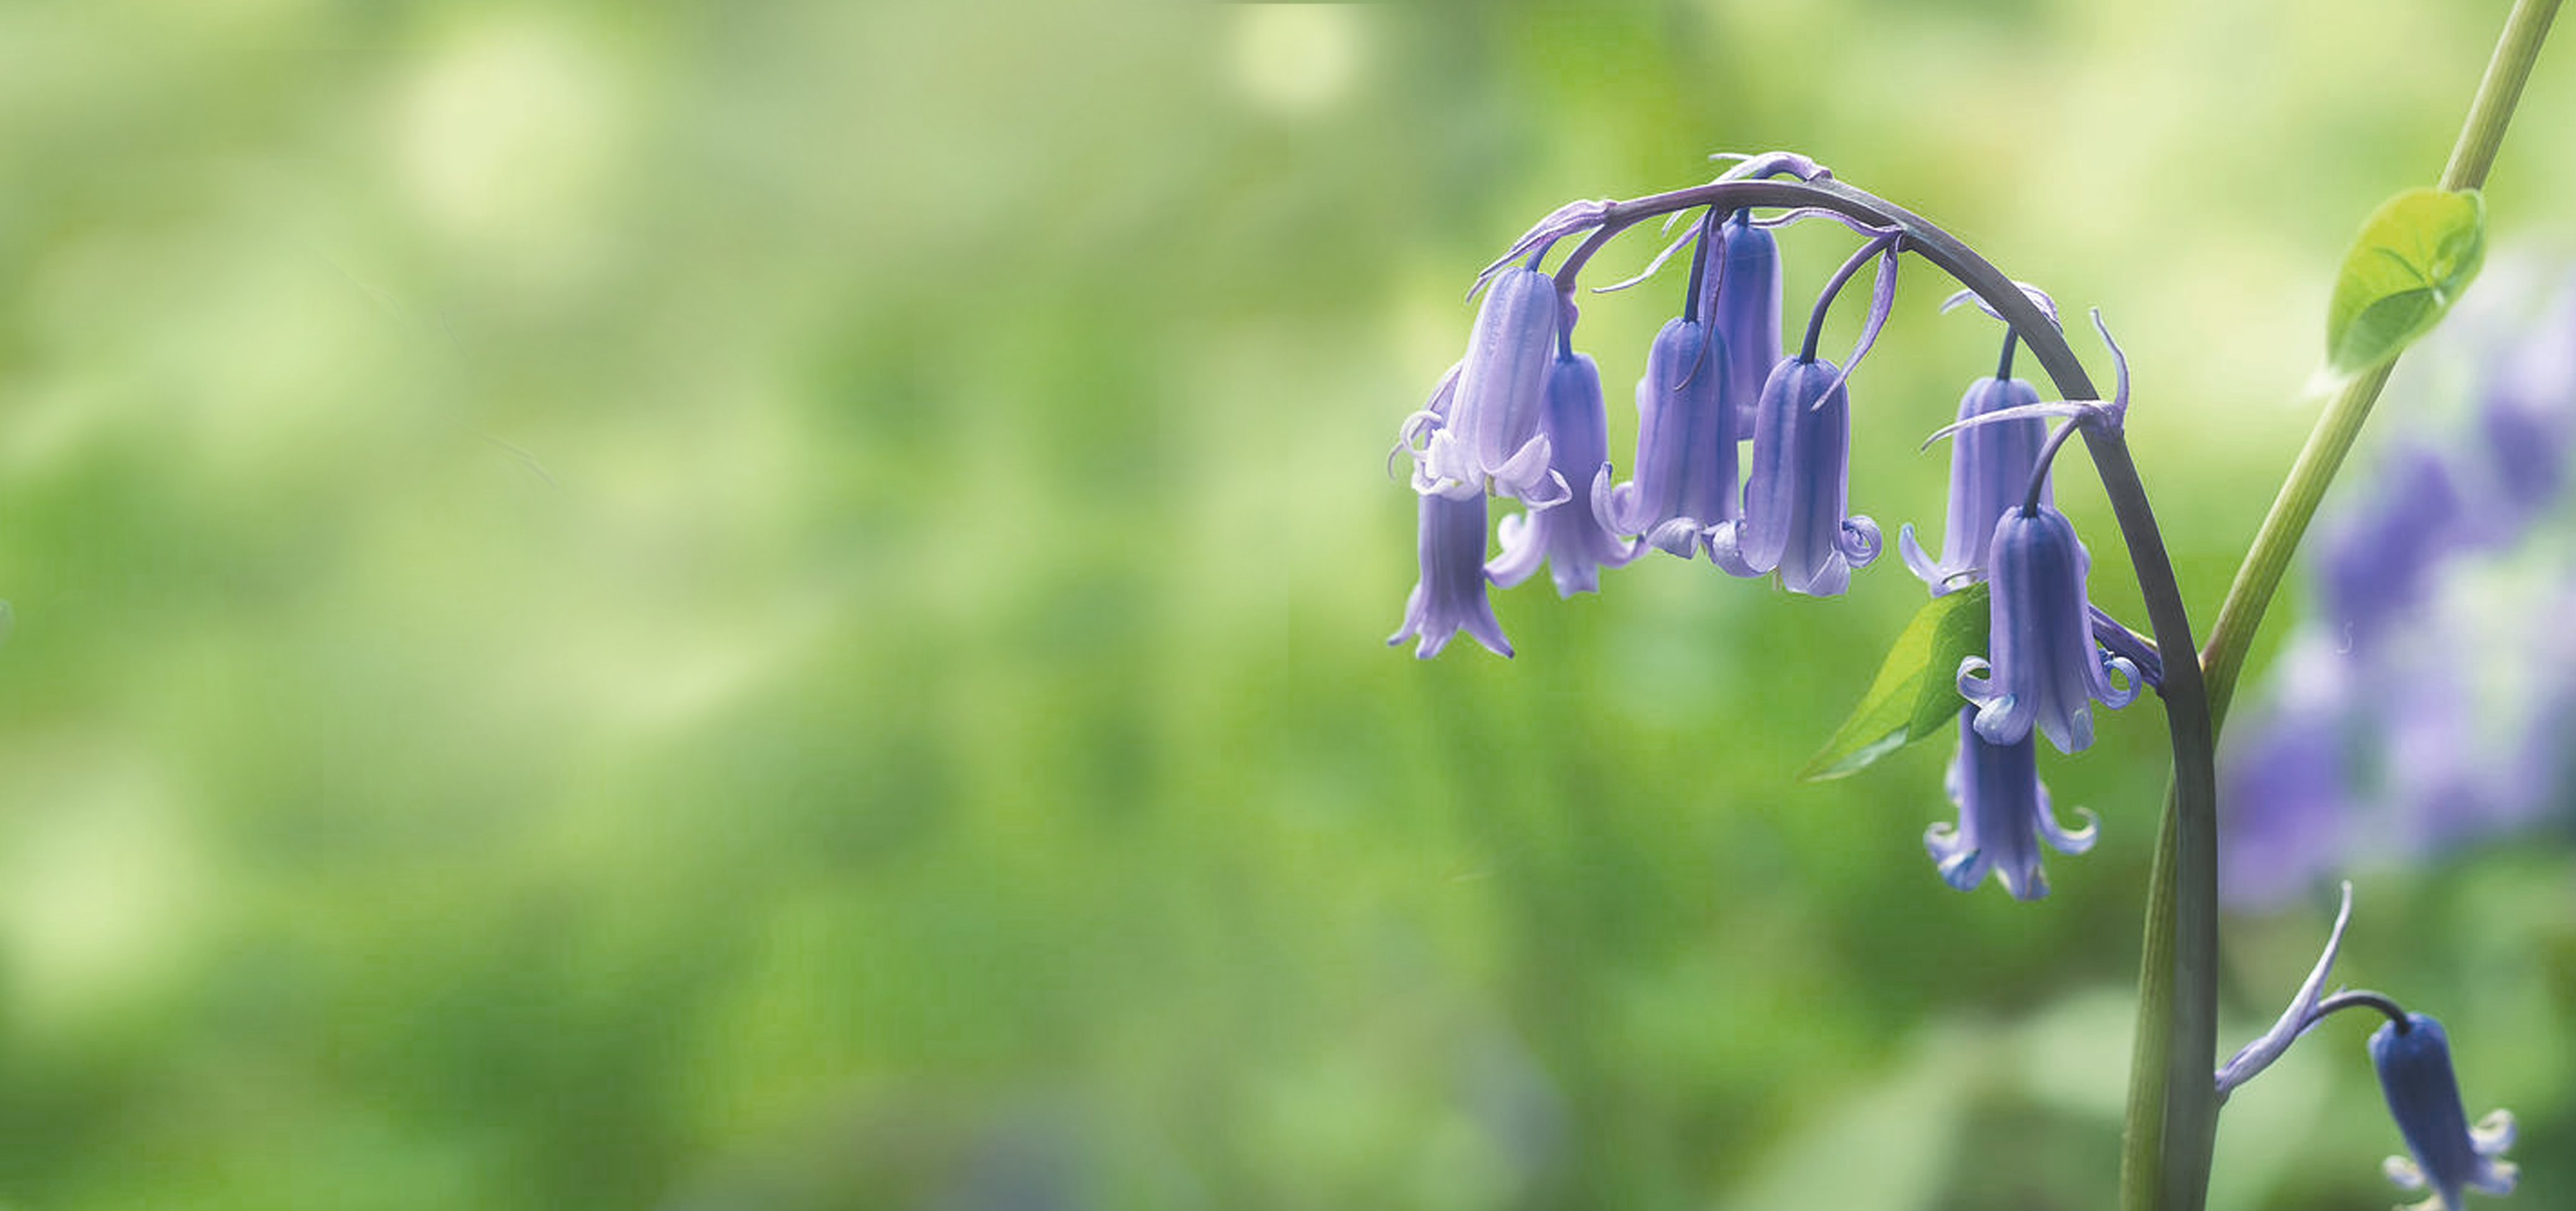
[1923,706,2095,900]
[1695,209,1781,440]
[1898,375,2049,591]
[1389,488,1511,659]
[1956,503,2140,752]
[2370,1012,2518,1210]
[1707,357,1882,595]
[1592,318,1736,558]
[1413,266,1569,507]
[1490,351,1640,595]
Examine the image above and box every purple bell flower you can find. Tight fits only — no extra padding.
[1413,266,1569,507]
[1956,503,2140,752]
[2369,1013,2518,1210]
[1707,357,1882,595]
[1898,375,2049,591]
[1694,209,1782,441]
[1389,489,1511,659]
[1923,706,2096,900]
[1490,352,1640,595]
[1592,317,1736,558]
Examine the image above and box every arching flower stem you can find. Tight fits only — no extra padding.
[1545,170,2219,1211]
[2024,419,2087,517]
[1799,231,1899,363]
[2309,990,2414,1033]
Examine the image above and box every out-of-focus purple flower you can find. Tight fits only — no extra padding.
[2476,274,2576,534]
[1707,357,1882,595]
[2370,1013,2518,1210]
[1899,375,2050,592]
[1491,352,1640,595]
[1389,490,1510,659]
[2215,881,2354,1098]
[1593,318,1736,558]
[1923,706,2095,900]
[1695,209,1781,440]
[2317,444,2463,649]
[1956,504,2139,752]
[2219,639,2363,908]
[1412,266,1569,507]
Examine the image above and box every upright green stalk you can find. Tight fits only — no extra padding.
[2200,0,2560,724]
[2119,4,2558,1210]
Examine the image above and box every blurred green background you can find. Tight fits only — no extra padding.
[0,1,2570,1208]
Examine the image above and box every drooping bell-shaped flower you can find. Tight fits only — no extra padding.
[2370,1013,2519,1210]
[1898,375,2049,591]
[1389,489,1510,659]
[1694,209,1781,440]
[1956,503,2140,752]
[1490,351,1640,595]
[1414,266,1568,506]
[1707,357,1882,595]
[1923,706,2095,900]
[1592,318,1735,558]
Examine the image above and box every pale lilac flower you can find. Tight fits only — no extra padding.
[1389,490,1511,659]
[1956,503,2140,752]
[1923,706,2096,900]
[1707,357,1882,595]
[1490,352,1640,595]
[1592,318,1736,558]
[1898,375,2049,591]
[1413,266,1569,507]
[2370,1013,2518,1210]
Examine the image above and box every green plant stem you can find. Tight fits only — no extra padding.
[2201,0,2559,725]
[2128,4,2559,1210]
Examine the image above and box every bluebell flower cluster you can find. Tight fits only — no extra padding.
[2221,269,2576,906]
[1386,151,2544,1209]
[1391,158,2149,900]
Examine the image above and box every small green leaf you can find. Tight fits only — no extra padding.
[2324,187,2486,377]
[1799,583,1989,782]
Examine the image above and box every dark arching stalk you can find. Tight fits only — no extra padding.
[1552,173,2217,1211]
